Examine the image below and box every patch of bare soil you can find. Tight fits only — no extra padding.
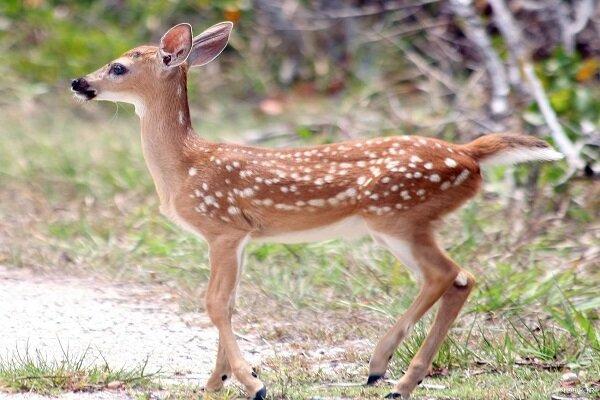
[0,266,273,399]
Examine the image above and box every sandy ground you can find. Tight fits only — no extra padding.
[0,266,273,399]
[0,393,133,400]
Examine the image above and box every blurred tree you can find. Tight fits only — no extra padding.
[0,0,597,176]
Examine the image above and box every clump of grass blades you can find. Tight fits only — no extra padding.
[0,344,155,394]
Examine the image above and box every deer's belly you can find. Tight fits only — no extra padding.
[253,215,368,244]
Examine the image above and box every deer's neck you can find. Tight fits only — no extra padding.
[137,80,196,207]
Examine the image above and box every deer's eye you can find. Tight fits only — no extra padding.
[110,63,127,76]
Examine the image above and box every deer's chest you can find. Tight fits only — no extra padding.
[160,203,208,242]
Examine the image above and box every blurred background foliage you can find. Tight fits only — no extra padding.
[1,1,598,172]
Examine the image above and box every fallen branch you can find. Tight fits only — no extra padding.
[385,39,459,93]
[555,0,594,54]
[488,0,585,170]
[315,0,439,20]
[450,0,510,118]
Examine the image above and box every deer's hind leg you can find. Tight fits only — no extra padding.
[367,226,473,399]
[387,267,474,398]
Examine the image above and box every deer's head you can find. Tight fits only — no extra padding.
[71,22,233,113]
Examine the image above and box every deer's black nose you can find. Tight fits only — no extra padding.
[71,77,89,92]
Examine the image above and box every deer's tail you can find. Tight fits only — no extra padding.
[461,133,564,167]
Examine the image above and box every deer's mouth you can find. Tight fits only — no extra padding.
[72,88,97,100]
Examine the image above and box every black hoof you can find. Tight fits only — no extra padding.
[253,386,267,400]
[366,374,384,385]
[384,393,402,399]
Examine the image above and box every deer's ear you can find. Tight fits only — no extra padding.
[187,22,233,67]
[159,23,193,68]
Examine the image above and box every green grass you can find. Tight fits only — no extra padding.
[255,364,600,400]
[0,345,155,394]
[0,92,598,399]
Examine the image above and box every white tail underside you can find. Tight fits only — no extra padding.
[479,147,564,167]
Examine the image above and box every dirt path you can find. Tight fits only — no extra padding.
[0,266,273,399]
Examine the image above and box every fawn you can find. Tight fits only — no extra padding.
[71,22,563,399]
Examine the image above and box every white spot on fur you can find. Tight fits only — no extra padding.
[308,199,326,207]
[188,167,197,176]
[444,158,457,168]
[369,166,382,177]
[228,206,240,215]
[429,174,441,182]
[178,110,185,125]
[454,169,471,186]
[275,203,296,211]
[454,271,468,287]
[204,195,218,207]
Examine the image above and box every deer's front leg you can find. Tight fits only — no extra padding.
[205,271,244,391]
[205,234,266,400]
[204,341,230,391]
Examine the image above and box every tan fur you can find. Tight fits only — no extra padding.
[74,23,562,399]
[463,133,552,161]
